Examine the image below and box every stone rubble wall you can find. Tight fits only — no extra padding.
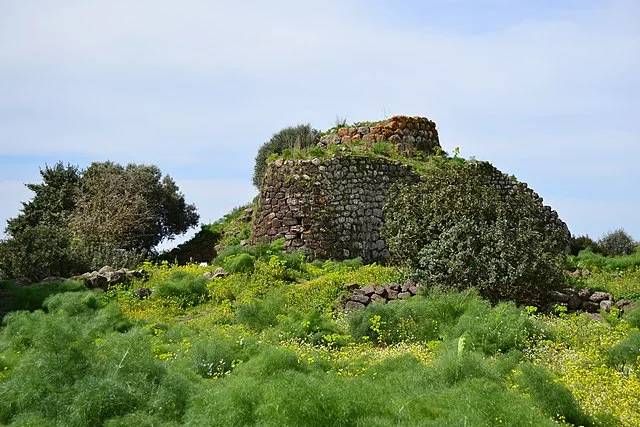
[252,155,420,261]
[341,281,637,314]
[318,116,440,157]
[253,156,569,261]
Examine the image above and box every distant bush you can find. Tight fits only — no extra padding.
[383,162,568,303]
[598,228,636,256]
[569,234,601,256]
[252,124,319,188]
[569,247,640,271]
[154,271,208,308]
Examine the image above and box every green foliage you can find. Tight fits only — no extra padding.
[153,271,208,308]
[252,124,319,188]
[598,229,637,257]
[234,290,288,331]
[569,247,640,271]
[70,161,199,252]
[348,289,542,353]
[5,162,81,236]
[223,253,256,274]
[0,278,85,319]
[157,224,222,265]
[569,234,602,256]
[383,162,568,303]
[0,225,80,280]
[1,161,199,280]
[371,141,396,156]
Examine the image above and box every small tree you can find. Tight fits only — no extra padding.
[598,229,636,256]
[383,162,568,303]
[252,124,319,188]
[70,162,199,252]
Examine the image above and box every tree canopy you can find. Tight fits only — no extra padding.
[0,161,199,279]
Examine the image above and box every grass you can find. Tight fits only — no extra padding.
[0,254,639,425]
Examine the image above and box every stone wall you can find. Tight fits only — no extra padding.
[319,116,440,157]
[252,155,420,261]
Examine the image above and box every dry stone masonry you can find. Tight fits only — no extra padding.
[253,155,420,261]
[253,115,569,261]
[319,116,440,157]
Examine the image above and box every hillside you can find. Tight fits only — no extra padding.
[0,117,639,425]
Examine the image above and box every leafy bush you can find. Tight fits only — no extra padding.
[383,162,568,303]
[569,234,601,256]
[153,271,208,308]
[223,253,256,274]
[252,124,319,188]
[598,228,637,256]
[0,225,80,281]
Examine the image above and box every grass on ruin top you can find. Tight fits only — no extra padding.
[266,140,466,178]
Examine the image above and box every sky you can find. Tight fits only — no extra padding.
[0,0,638,250]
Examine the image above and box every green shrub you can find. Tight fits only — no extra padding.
[0,279,85,319]
[153,271,208,308]
[234,290,287,331]
[252,124,319,188]
[348,289,541,353]
[0,225,81,281]
[273,310,346,346]
[569,234,601,256]
[598,228,636,256]
[606,330,640,367]
[223,253,256,274]
[383,162,568,303]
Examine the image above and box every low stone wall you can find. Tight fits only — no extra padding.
[341,281,637,315]
[319,116,440,157]
[253,155,420,261]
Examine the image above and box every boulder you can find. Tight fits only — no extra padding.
[589,291,613,303]
[351,294,371,305]
[599,300,614,312]
[345,301,366,311]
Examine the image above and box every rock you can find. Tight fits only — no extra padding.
[135,287,152,299]
[346,283,360,292]
[351,294,371,305]
[361,285,376,296]
[370,294,385,303]
[398,292,411,299]
[600,300,614,312]
[615,299,637,313]
[385,289,398,300]
[549,290,570,303]
[567,295,583,311]
[589,291,612,303]
[345,301,366,311]
[578,288,593,300]
[373,285,385,295]
[98,266,114,274]
[389,283,401,291]
[581,301,600,313]
[408,285,419,295]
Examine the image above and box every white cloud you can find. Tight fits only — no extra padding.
[0,0,638,243]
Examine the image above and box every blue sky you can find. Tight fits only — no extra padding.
[1,0,638,249]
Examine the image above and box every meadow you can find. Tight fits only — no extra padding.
[1,240,639,426]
